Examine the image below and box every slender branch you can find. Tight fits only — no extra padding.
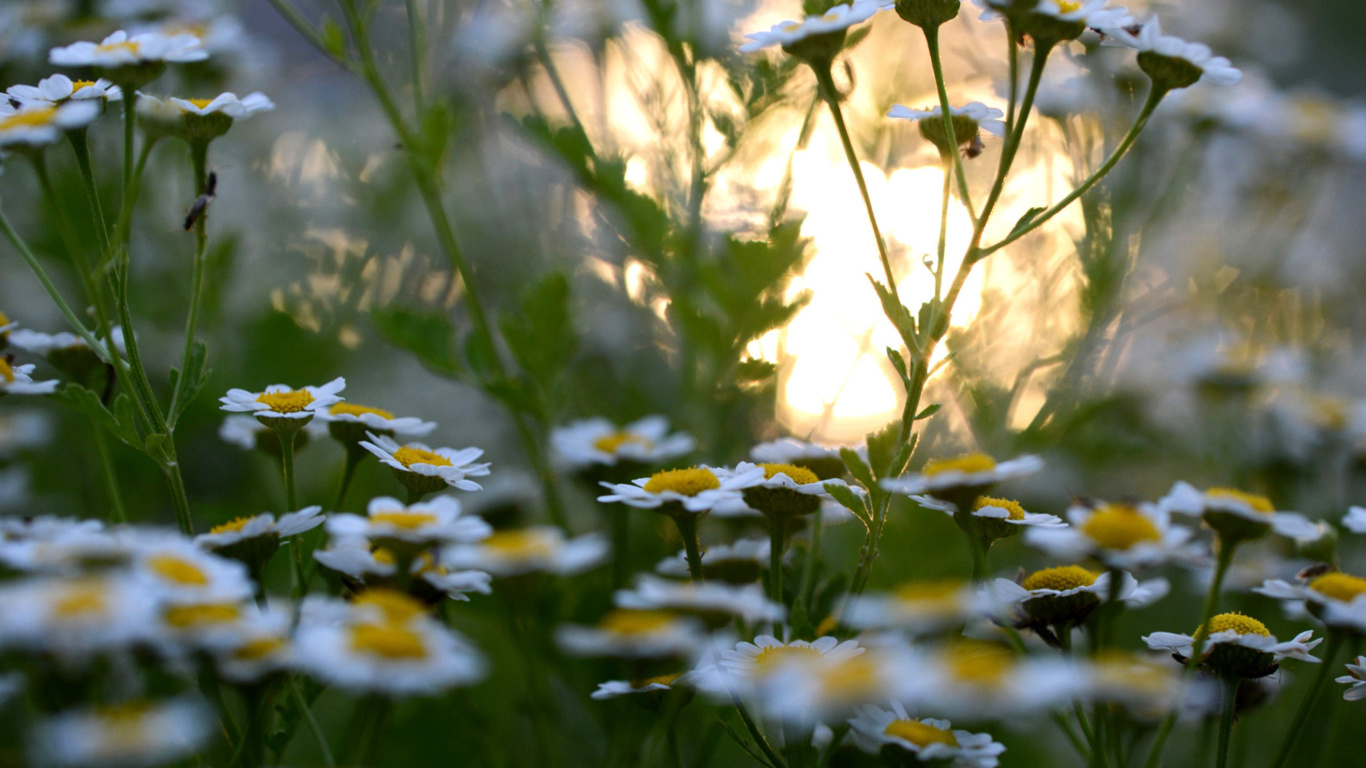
[264,0,358,71]
[289,677,336,768]
[403,0,427,115]
[923,25,977,221]
[0,206,109,361]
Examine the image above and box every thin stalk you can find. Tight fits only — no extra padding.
[0,206,107,358]
[923,25,976,221]
[330,447,366,511]
[673,513,705,583]
[289,677,336,768]
[934,157,952,300]
[976,39,1051,231]
[66,126,110,255]
[768,516,787,605]
[263,0,357,70]
[403,0,427,115]
[91,422,127,523]
[1267,631,1345,768]
[30,152,110,333]
[1004,31,1019,135]
[795,507,823,618]
[169,141,211,425]
[983,85,1166,256]
[279,429,298,512]
[732,699,785,768]
[812,64,897,294]
[1215,677,1239,768]
[610,506,631,589]
[165,459,194,534]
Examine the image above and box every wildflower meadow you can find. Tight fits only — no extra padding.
[2,1,1366,767]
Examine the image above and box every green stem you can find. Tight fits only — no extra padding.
[1267,631,1345,768]
[983,85,1167,256]
[795,507,823,620]
[91,421,127,523]
[673,513,705,583]
[922,25,977,222]
[169,141,211,426]
[66,127,110,255]
[610,505,631,589]
[812,64,897,294]
[330,447,366,511]
[121,89,135,201]
[165,459,194,534]
[934,157,952,300]
[1216,677,1239,768]
[0,207,107,358]
[769,516,787,605]
[975,39,1052,233]
[403,0,427,115]
[279,428,298,512]
[732,699,785,768]
[30,152,111,337]
[289,677,336,767]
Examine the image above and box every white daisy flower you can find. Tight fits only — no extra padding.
[0,100,101,147]
[555,609,709,658]
[1082,651,1194,716]
[551,415,695,469]
[6,327,127,359]
[989,566,1168,627]
[169,91,274,119]
[1342,506,1366,534]
[1254,571,1366,633]
[738,0,881,53]
[131,541,254,604]
[49,29,208,68]
[153,599,269,656]
[212,609,296,684]
[913,494,1067,534]
[655,538,775,582]
[360,433,491,495]
[320,402,436,440]
[1159,481,1320,541]
[327,495,491,547]
[1337,656,1366,701]
[0,359,59,396]
[313,537,492,601]
[591,674,686,700]
[888,102,1007,138]
[195,506,323,562]
[219,377,346,424]
[881,453,1044,498]
[7,75,121,106]
[1023,500,1199,570]
[1097,17,1242,88]
[1030,0,1112,23]
[294,591,486,695]
[615,574,785,625]
[0,520,150,574]
[844,579,996,634]
[0,573,158,661]
[1144,612,1321,678]
[696,635,864,695]
[0,409,51,456]
[442,526,608,577]
[746,643,917,724]
[750,438,855,480]
[29,698,212,768]
[730,461,846,502]
[848,703,1005,768]
[897,641,1089,718]
[598,464,764,515]
[218,414,326,453]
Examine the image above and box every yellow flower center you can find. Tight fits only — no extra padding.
[146,554,210,586]
[1056,0,1082,13]
[0,106,57,130]
[352,589,428,622]
[893,579,965,604]
[819,656,878,699]
[330,402,395,420]
[974,496,1025,520]
[163,603,241,628]
[633,672,682,688]
[1021,565,1100,592]
[392,446,452,468]
[593,432,651,453]
[885,719,959,748]
[643,467,721,496]
[349,622,429,659]
[779,21,802,31]
[234,637,286,661]
[54,583,107,616]
[754,644,822,669]
[947,642,1013,684]
[255,388,314,414]
[370,510,439,529]
[96,40,140,55]
[599,609,677,635]
[923,452,996,477]
[71,80,97,90]
[483,529,555,559]
[186,98,215,109]
[1199,612,1270,637]
[1205,488,1274,514]
[1080,504,1161,550]
[1309,572,1366,603]
[209,515,256,535]
[0,358,13,383]
[761,463,819,485]
[0,310,10,325]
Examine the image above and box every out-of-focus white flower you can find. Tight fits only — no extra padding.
[1144,612,1320,678]
[845,579,995,634]
[898,641,1089,718]
[49,29,207,68]
[1159,481,1320,540]
[889,102,1007,138]
[195,506,323,553]
[1342,507,1366,534]
[1024,500,1199,570]
[0,359,59,395]
[591,674,687,700]
[0,100,102,149]
[132,541,254,604]
[443,526,607,577]
[694,635,863,696]
[7,75,122,105]
[848,702,1005,768]
[556,609,709,658]
[218,414,326,452]
[1337,656,1366,701]
[169,91,274,119]
[989,567,1168,627]
[0,573,158,661]
[313,537,492,601]
[881,453,1043,497]
[1082,651,1199,717]
[913,494,1066,531]
[360,433,491,493]
[738,1,881,53]
[655,538,774,581]
[1255,572,1366,633]
[7,327,127,358]
[598,465,762,515]
[615,574,784,624]
[1098,17,1242,87]
[551,415,694,469]
[211,607,295,683]
[219,378,346,422]
[327,496,490,547]
[30,698,212,768]
[0,410,51,455]
[320,402,435,439]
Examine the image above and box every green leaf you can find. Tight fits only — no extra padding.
[371,307,461,378]
[914,403,941,421]
[321,17,347,58]
[418,99,455,166]
[1006,206,1047,242]
[865,421,902,480]
[462,331,499,381]
[169,340,210,425]
[824,482,871,527]
[499,270,576,383]
[736,358,777,383]
[840,447,875,490]
[51,384,143,451]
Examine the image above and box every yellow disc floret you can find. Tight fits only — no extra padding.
[1081,504,1161,550]
[234,637,286,661]
[483,529,555,559]
[593,432,651,453]
[1055,0,1082,13]
[187,98,215,109]
[974,496,1025,520]
[163,603,241,628]
[0,107,57,130]
[255,388,314,414]
[761,463,819,485]
[392,446,452,468]
[1199,612,1271,637]
[754,644,822,669]
[209,515,257,535]
[145,554,210,586]
[349,623,429,659]
[885,719,959,748]
[1205,488,1274,514]
[923,452,997,477]
[1309,572,1366,602]
[370,510,439,529]
[634,672,682,688]
[1022,565,1100,592]
[53,583,107,617]
[330,402,395,420]
[599,609,677,635]
[894,579,965,604]
[352,589,428,622]
[0,358,13,383]
[71,80,97,90]
[947,641,1013,685]
[643,467,721,496]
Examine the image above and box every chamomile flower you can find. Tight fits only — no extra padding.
[1024,500,1199,570]
[442,526,608,577]
[591,674,687,700]
[0,573,158,661]
[1097,17,1242,89]
[844,579,995,634]
[551,415,695,469]
[49,29,208,68]
[195,506,323,567]
[1144,612,1320,678]
[219,378,345,429]
[313,537,493,601]
[295,591,486,695]
[888,102,1007,155]
[132,541,254,604]
[360,433,491,496]
[1342,506,1366,534]
[0,359,60,395]
[1082,651,1194,717]
[169,91,273,119]
[1337,656,1366,701]
[0,100,102,148]
[697,635,864,695]
[914,494,1066,541]
[321,402,435,444]
[1255,571,1366,633]
[615,574,785,625]
[30,698,212,768]
[749,643,914,724]
[1159,481,1319,542]
[598,464,764,515]
[327,495,491,548]
[989,567,1169,627]
[655,538,774,583]
[738,0,881,55]
[730,461,846,518]
[7,75,121,107]
[555,609,709,658]
[898,641,1088,718]
[750,438,854,480]
[881,453,1043,505]
[218,414,325,454]
[848,703,1005,768]
[7,327,127,358]
[153,599,264,655]
[212,611,296,683]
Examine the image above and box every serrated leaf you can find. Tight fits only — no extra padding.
[865,421,902,480]
[51,384,143,451]
[372,307,460,378]
[824,482,871,527]
[840,447,875,491]
[499,270,575,383]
